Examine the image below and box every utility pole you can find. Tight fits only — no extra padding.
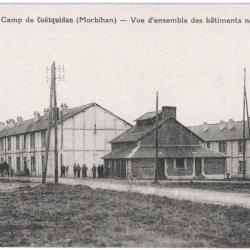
[53,62,59,184]
[42,62,55,184]
[244,78,250,144]
[243,68,250,180]
[153,91,159,184]
[243,68,247,180]
[42,61,64,184]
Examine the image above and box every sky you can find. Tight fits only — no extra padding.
[0,4,250,126]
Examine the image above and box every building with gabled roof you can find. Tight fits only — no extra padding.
[189,119,250,178]
[103,106,226,180]
[0,102,131,177]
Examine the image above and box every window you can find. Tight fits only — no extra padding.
[7,137,11,151]
[16,157,20,172]
[176,158,185,169]
[31,156,36,172]
[93,124,97,134]
[30,133,35,149]
[238,140,243,154]
[219,141,227,154]
[0,139,3,151]
[206,142,211,149]
[41,131,46,148]
[0,158,4,163]
[23,135,26,149]
[16,135,20,150]
[239,160,243,173]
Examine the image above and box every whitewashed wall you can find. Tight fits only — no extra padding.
[57,104,130,177]
[0,104,131,178]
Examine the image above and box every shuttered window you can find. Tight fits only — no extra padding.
[16,135,20,150]
[219,141,227,154]
[30,133,35,149]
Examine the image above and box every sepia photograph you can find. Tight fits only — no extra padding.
[0,3,250,248]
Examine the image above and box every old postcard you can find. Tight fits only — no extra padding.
[0,3,250,248]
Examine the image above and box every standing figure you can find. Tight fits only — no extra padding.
[85,165,88,178]
[97,164,101,178]
[77,164,81,177]
[82,165,85,178]
[104,164,108,178]
[65,165,69,177]
[105,164,110,178]
[73,163,77,177]
[82,164,87,178]
[61,165,65,177]
[2,161,9,177]
[100,164,104,178]
[26,167,30,177]
[92,164,96,179]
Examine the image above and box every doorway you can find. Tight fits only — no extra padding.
[120,159,126,179]
[195,158,202,176]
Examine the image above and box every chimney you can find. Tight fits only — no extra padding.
[0,122,5,130]
[202,121,209,132]
[220,120,226,130]
[6,119,15,128]
[43,108,49,117]
[16,116,23,125]
[61,103,69,113]
[161,106,176,120]
[33,111,40,122]
[228,118,235,130]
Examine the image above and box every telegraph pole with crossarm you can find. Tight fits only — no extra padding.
[42,61,64,184]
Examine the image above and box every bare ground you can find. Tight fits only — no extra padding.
[159,181,250,193]
[0,180,250,247]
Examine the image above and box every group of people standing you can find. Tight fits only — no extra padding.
[60,163,110,179]
[60,165,69,177]
[91,164,110,179]
[61,164,88,178]
[73,164,88,178]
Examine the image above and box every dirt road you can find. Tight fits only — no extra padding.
[1,177,250,209]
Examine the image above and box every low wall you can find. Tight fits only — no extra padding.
[130,159,155,179]
[121,157,226,180]
[166,158,193,177]
[203,158,225,175]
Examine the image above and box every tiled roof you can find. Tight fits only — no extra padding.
[110,123,155,143]
[110,117,204,144]
[135,110,162,121]
[0,103,94,138]
[102,145,226,159]
[189,120,249,141]
[59,103,94,122]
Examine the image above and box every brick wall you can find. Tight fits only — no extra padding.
[166,158,193,176]
[130,159,155,179]
[141,119,201,146]
[204,158,225,175]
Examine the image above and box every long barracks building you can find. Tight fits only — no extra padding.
[189,119,250,179]
[0,103,131,177]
